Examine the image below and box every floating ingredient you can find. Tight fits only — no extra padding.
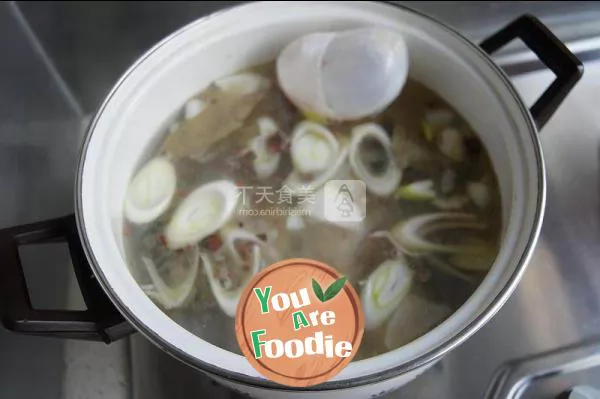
[214,73,270,96]
[163,73,269,158]
[184,98,206,120]
[141,245,199,310]
[290,121,339,174]
[394,179,436,201]
[200,251,253,317]
[423,255,478,284]
[219,225,281,268]
[421,108,454,142]
[424,108,454,127]
[277,27,409,120]
[390,213,487,255]
[467,181,491,209]
[202,227,279,317]
[249,117,283,179]
[350,123,402,197]
[285,147,348,194]
[369,230,405,255]
[361,258,414,330]
[384,294,451,349]
[285,121,347,192]
[432,195,470,211]
[165,180,239,249]
[448,238,497,271]
[391,125,436,170]
[437,127,466,162]
[124,157,177,224]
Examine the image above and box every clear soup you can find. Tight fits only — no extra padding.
[123,62,501,360]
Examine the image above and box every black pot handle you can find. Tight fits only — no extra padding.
[480,14,583,129]
[0,214,135,343]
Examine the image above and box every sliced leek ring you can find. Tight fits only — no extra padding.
[361,259,413,330]
[202,227,280,317]
[285,146,348,194]
[290,121,339,175]
[165,180,239,249]
[124,157,176,224]
[349,123,402,197]
[141,246,199,310]
[201,246,261,318]
[390,213,487,255]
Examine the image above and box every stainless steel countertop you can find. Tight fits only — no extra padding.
[130,49,600,399]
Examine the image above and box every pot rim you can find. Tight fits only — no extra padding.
[74,0,546,391]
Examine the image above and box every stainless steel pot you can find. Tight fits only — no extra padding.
[0,2,583,398]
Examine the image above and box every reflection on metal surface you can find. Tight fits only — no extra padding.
[484,338,600,398]
[17,1,600,114]
[565,386,600,399]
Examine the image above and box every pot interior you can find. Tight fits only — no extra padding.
[79,1,544,385]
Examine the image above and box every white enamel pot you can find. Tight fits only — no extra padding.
[0,2,583,398]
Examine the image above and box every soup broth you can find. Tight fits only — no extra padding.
[123,61,501,360]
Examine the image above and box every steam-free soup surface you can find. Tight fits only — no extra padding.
[123,62,501,360]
